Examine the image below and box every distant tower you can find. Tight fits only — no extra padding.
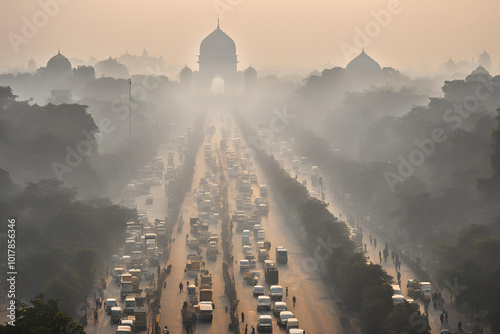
[244,66,257,94]
[27,58,37,72]
[444,57,457,73]
[478,50,492,71]
[197,20,238,97]
[345,49,381,78]
[180,65,193,94]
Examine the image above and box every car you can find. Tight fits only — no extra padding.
[257,315,273,332]
[273,301,287,317]
[286,318,299,331]
[270,285,283,300]
[116,325,132,334]
[253,285,265,296]
[278,311,294,327]
[257,296,271,311]
[287,329,305,334]
[106,298,117,314]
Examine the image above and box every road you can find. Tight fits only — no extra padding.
[159,112,231,334]
[222,112,345,334]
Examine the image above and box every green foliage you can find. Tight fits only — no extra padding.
[382,302,430,334]
[0,294,84,334]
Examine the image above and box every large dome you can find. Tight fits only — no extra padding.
[46,50,72,76]
[199,24,236,62]
[346,50,381,74]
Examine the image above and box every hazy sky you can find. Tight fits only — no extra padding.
[1,0,498,75]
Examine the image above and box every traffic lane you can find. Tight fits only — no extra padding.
[160,133,230,334]
[253,161,345,334]
[223,153,343,332]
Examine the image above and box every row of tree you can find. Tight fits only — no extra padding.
[234,110,428,334]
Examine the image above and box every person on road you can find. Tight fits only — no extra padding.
[369,233,372,244]
[245,324,248,334]
[241,311,245,322]
[374,238,377,247]
[292,296,297,307]
[179,282,183,292]
[251,325,256,334]
[286,286,289,298]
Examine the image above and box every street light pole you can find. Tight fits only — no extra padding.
[127,78,132,152]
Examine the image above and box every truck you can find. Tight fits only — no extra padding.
[198,301,213,322]
[407,279,421,299]
[420,282,432,302]
[120,277,140,299]
[199,289,213,303]
[265,267,279,285]
[186,254,202,277]
[258,249,269,262]
[134,308,147,330]
[276,247,288,264]
[200,274,213,290]
[110,306,122,324]
[181,302,197,332]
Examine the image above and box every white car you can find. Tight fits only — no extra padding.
[257,296,271,311]
[270,285,283,300]
[253,285,265,296]
[278,311,294,327]
[257,315,273,332]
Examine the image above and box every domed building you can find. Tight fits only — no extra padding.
[466,65,491,83]
[27,58,37,72]
[346,49,381,77]
[197,20,238,97]
[95,57,129,78]
[42,50,72,78]
[478,50,492,71]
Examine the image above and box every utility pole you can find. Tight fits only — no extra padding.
[127,78,132,152]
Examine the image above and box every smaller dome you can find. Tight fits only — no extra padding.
[245,66,256,74]
[28,58,37,71]
[466,65,491,82]
[346,49,381,74]
[180,65,192,76]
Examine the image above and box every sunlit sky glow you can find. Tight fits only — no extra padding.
[1,0,498,75]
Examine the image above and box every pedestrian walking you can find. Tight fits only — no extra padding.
[445,311,448,323]
[192,313,198,329]
[292,296,297,307]
[179,282,183,292]
[241,311,245,322]
[245,324,248,334]
[251,325,256,334]
[187,281,189,287]
[163,281,166,288]
[286,286,289,298]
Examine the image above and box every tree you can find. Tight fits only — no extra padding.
[0,294,84,334]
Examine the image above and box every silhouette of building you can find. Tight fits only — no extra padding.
[117,49,166,75]
[180,65,193,94]
[38,50,72,79]
[95,57,129,78]
[443,57,458,73]
[244,66,257,94]
[346,49,381,77]
[466,65,491,83]
[197,20,238,97]
[27,58,37,72]
[478,50,492,71]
